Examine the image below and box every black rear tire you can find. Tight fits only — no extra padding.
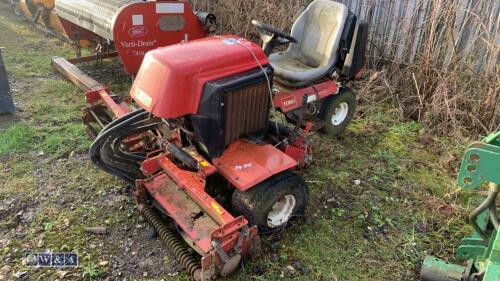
[319,87,356,137]
[231,171,308,234]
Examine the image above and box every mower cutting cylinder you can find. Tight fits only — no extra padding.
[138,205,202,280]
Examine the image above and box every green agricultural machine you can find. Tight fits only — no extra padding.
[421,131,500,281]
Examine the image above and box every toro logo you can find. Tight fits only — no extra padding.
[128,26,148,38]
[281,96,297,110]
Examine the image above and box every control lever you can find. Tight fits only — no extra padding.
[290,95,308,144]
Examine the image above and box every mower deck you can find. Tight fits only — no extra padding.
[138,147,260,279]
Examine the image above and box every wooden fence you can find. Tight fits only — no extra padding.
[338,0,499,74]
[195,0,499,75]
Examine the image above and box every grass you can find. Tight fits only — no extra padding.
[0,120,89,156]
[0,123,36,154]
[0,1,487,281]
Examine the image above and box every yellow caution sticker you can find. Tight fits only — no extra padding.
[211,201,224,215]
[134,88,152,108]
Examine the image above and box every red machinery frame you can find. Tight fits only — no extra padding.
[57,0,211,74]
[51,31,354,279]
[273,80,340,113]
[52,53,313,280]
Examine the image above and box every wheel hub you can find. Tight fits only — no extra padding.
[267,194,296,228]
[331,102,349,126]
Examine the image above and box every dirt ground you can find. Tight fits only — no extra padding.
[0,1,480,281]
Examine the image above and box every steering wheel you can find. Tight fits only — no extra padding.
[252,20,297,43]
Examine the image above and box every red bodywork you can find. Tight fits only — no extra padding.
[85,88,131,118]
[213,141,297,191]
[58,1,207,74]
[140,155,254,254]
[72,32,319,279]
[273,80,340,113]
[138,151,260,278]
[130,36,268,118]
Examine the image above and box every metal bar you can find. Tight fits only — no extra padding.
[157,156,236,226]
[0,48,15,114]
[97,89,130,118]
[52,56,130,120]
[483,226,500,281]
[88,108,105,129]
[67,52,119,64]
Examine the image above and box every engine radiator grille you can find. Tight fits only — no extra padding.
[191,66,273,159]
[223,80,270,146]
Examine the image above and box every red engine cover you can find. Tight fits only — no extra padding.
[130,36,268,119]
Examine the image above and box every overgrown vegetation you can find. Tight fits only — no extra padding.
[191,0,499,136]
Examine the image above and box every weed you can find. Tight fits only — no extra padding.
[82,262,102,279]
[43,222,54,232]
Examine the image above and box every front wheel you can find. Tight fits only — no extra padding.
[319,87,356,137]
[231,171,308,234]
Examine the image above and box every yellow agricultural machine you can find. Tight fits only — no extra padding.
[14,0,65,34]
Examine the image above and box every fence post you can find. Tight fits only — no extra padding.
[0,48,15,115]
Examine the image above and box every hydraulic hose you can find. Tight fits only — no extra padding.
[110,120,161,162]
[90,109,156,187]
[469,183,499,238]
[98,109,146,136]
[90,110,147,158]
[489,183,500,230]
[489,203,499,230]
[165,143,199,171]
[98,124,154,183]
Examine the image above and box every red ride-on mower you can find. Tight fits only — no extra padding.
[83,0,368,280]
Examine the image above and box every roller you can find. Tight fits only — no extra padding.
[53,0,212,74]
[54,0,139,40]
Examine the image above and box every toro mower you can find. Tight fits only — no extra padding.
[421,132,500,281]
[52,0,368,279]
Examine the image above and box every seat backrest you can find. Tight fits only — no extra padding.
[288,0,348,68]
